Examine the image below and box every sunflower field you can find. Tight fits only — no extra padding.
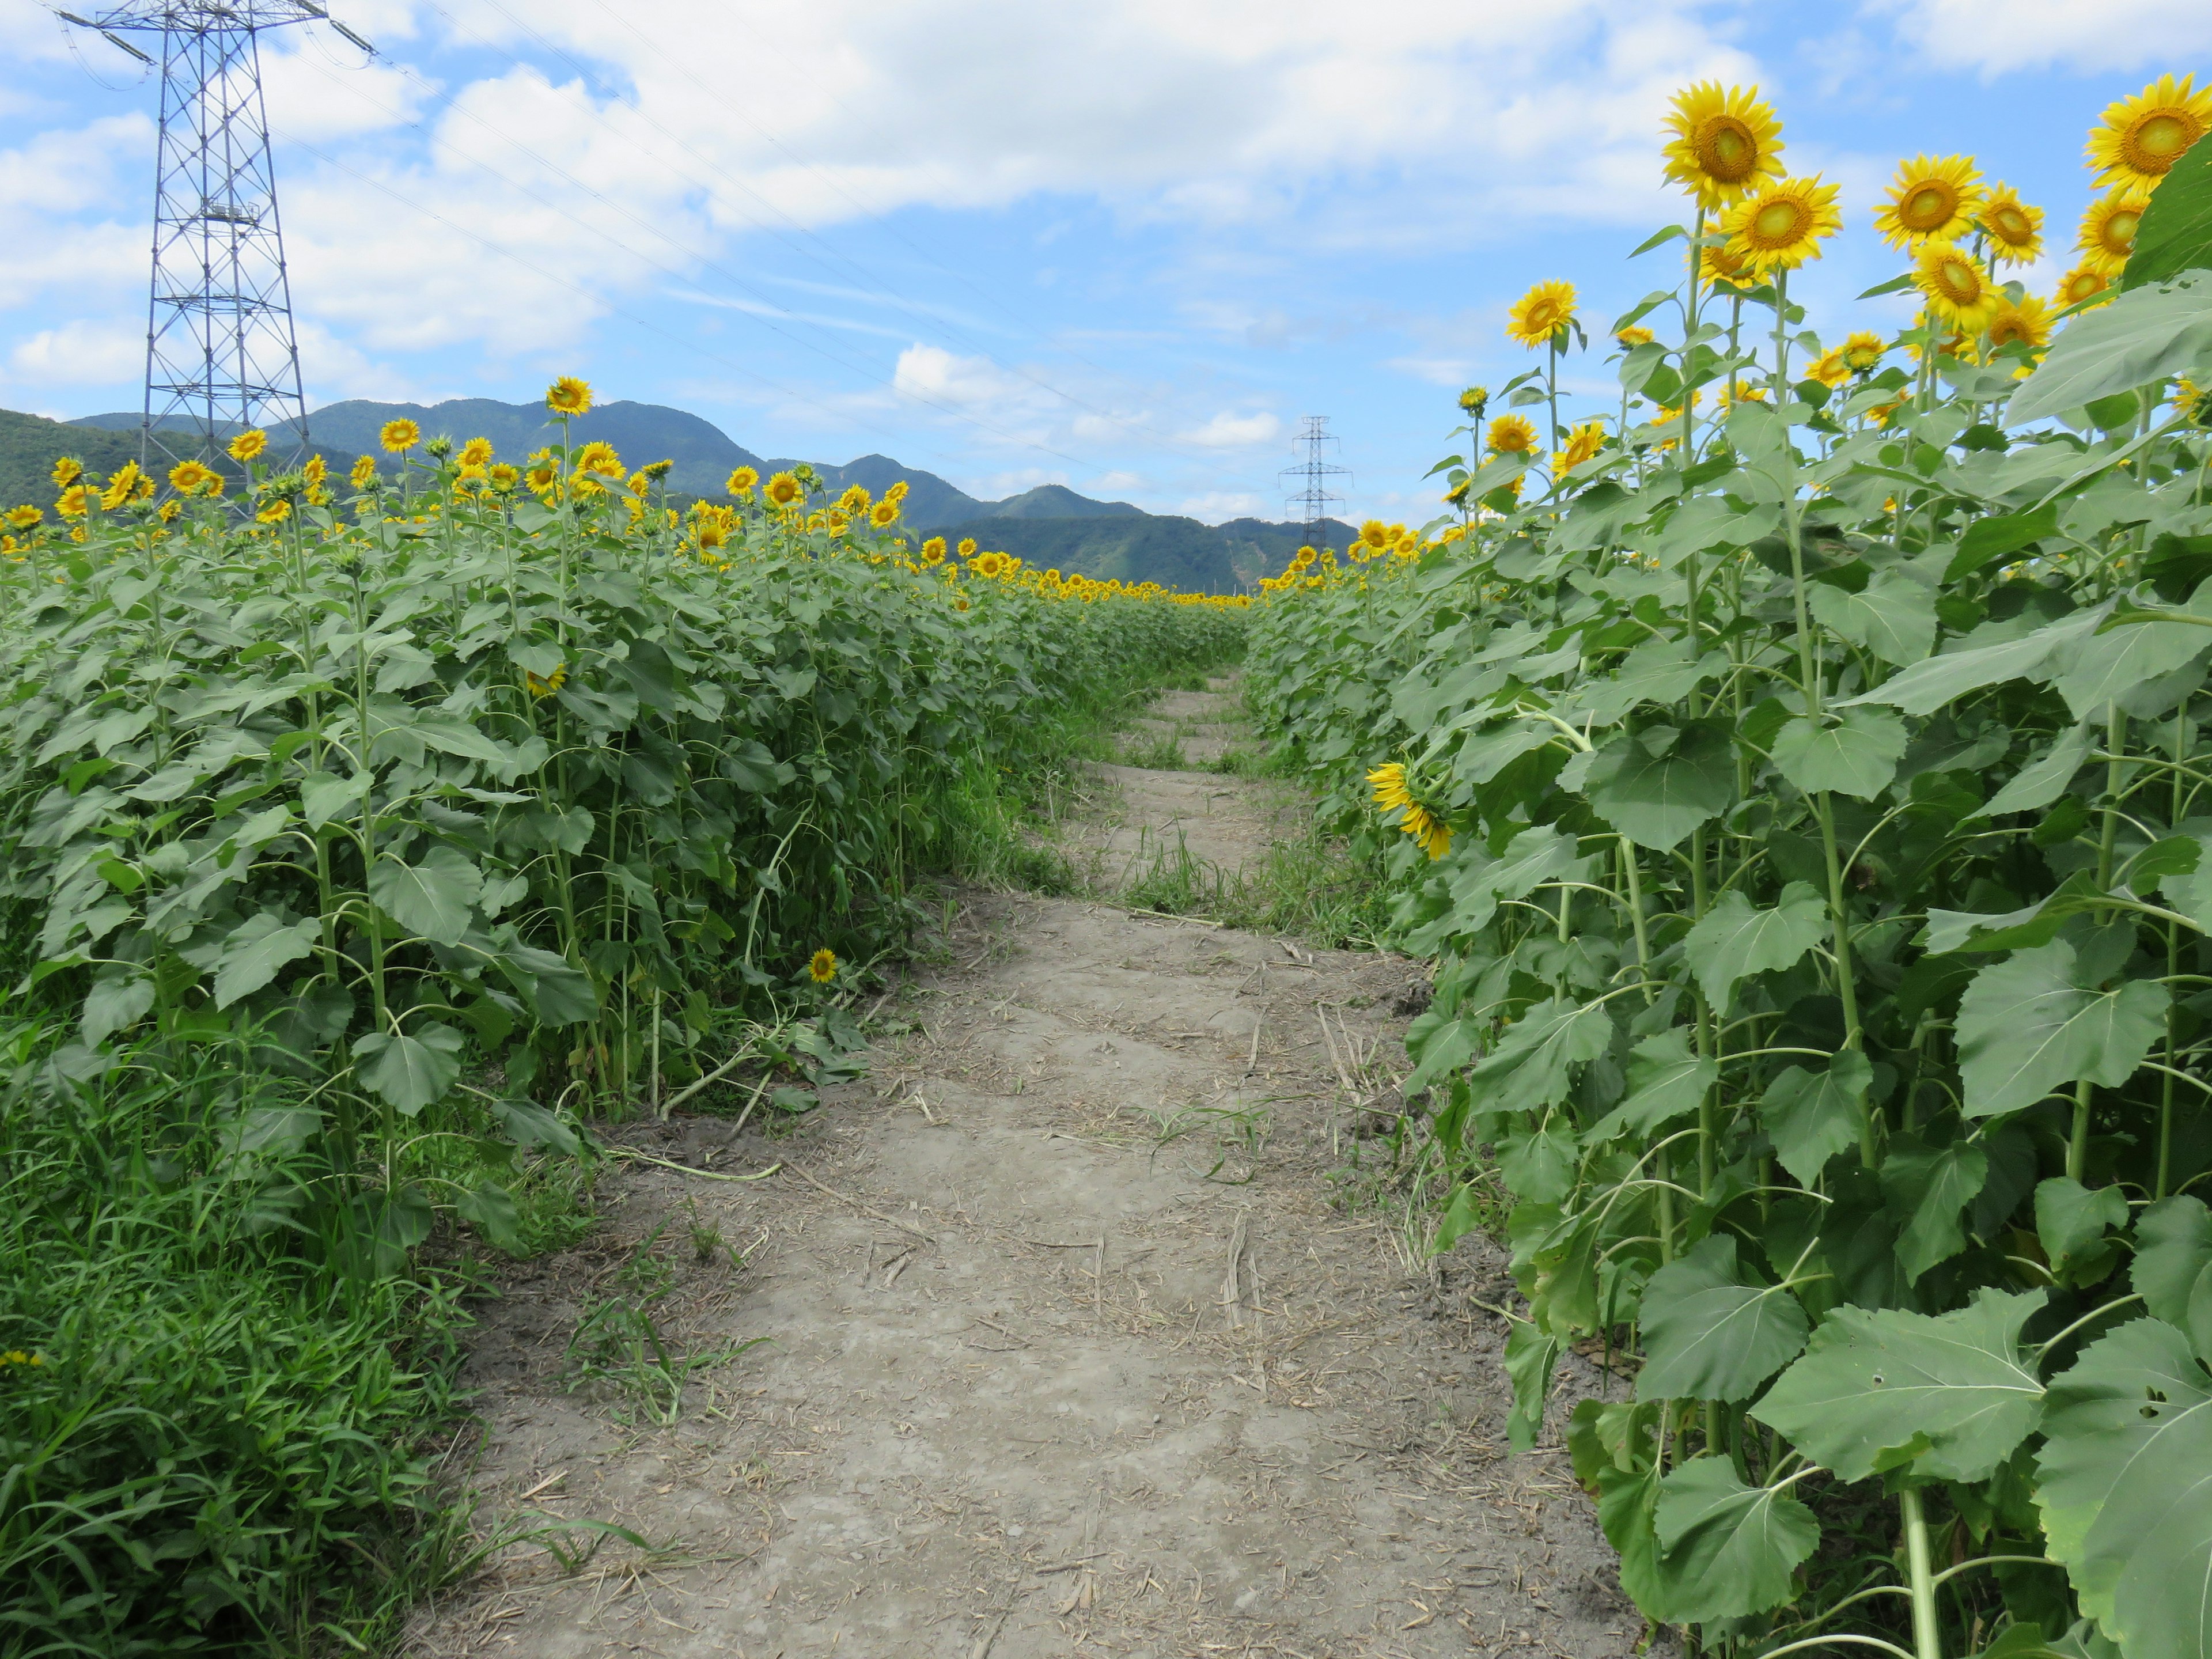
[0,391,1242,1651]
[1247,77,2212,1659]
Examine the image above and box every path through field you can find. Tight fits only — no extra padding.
[412,677,1641,1659]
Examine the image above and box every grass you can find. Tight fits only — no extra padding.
[1116,823,1395,950]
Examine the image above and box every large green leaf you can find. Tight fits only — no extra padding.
[1772,707,1907,799]
[2124,132,2212,290]
[1946,503,2061,582]
[2134,1195,2212,1325]
[2035,1176,2130,1279]
[1760,1051,1872,1185]
[1840,607,2106,716]
[1635,1235,1810,1404]
[1881,1135,1990,1285]
[496,943,599,1027]
[211,913,321,1010]
[353,1022,467,1116]
[1751,1287,2047,1483]
[1978,724,2093,819]
[1465,996,1613,1116]
[1584,1027,1715,1142]
[1649,1456,1820,1620]
[2008,275,2212,425]
[1584,719,1734,850]
[1680,881,1828,1010]
[2052,616,2208,721]
[368,845,484,948]
[1956,940,2168,1118]
[1809,569,1937,666]
[2036,1317,2212,1659]
[1504,1318,1560,1453]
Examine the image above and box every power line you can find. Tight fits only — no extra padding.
[1279,416,1351,547]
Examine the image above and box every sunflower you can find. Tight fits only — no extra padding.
[303,454,328,486]
[2078,189,2147,273]
[1841,331,1887,373]
[97,461,141,512]
[5,505,40,531]
[1983,293,2053,358]
[1616,325,1656,349]
[808,947,838,984]
[1457,385,1489,418]
[227,427,268,463]
[256,499,291,524]
[921,536,947,566]
[1977,184,2044,266]
[722,465,759,498]
[56,483,92,520]
[1700,241,1759,291]
[1806,347,1852,389]
[349,454,378,489]
[546,376,592,416]
[836,483,872,515]
[884,480,910,505]
[168,459,218,495]
[445,436,491,471]
[377,418,419,454]
[50,457,82,488]
[525,461,560,496]
[696,523,729,551]
[1722,175,1843,272]
[974,550,1007,578]
[764,471,802,509]
[525,664,569,699]
[1872,154,1983,248]
[1365,762,1452,860]
[1661,82,1785,206]
[1506,279,1578,349]
[1555,421,1605,471]
[573,440,624,478]
[957,537,979,558]
[2087,74,2212,192]
[157,499,181,524]
[1717,382,1767,410]
[1487,414,1539,455]
[868,498,899,528]
[2179,378,2206,423]
[2055,265,2112,310]
[1912,237,2001,332]
[484,462,519,492]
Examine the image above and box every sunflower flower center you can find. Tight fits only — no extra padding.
[1990,206,2031,242]
[1695,116,1757,182]
[1902,183,1956,230]
[1749,199,1809,247]
[1936,258,1981,302]
[1526,300,1559,333]
[2103,208,2142,254]
[2127,111,2200,170]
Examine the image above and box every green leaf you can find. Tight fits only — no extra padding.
[2008,276,2212,426]
[2124,130,2212,290]
[1810,569,1938,666]
[80,972,154,1047]
[2054,616,2209,722]
[1956,940,2168,1118]
[1859,271,1916,300]
[2036,1176,2130,1278]
[1635,1236,1811,1404]
[1760,1051,1872,1185]
[2036,1316,2212,1659]
[2133,1195,2212,1324]
[298,771,359,830]
[458,1179,523,1252]
[1946,503,2061,582]
[368,845,483,947]
[1883,1135,1990,1285]
[1504,1319,1560,1453]
[1466,997,1615,1116]
[1584,720,1734,850]
[496,944,599,1027]
[492,1097,584,1156]
[1979,724,2093,817]
[1585,1028,1715,1142]
[1840,607,2106,715]
[211,913,321,1010]
[1648,1456,1820,1620]
[1499,1122,1577,1204]
[353,1022,466,1116]
[1681,881,1828,1010]
[1752,1287,2047,1483]
[1772,707,1908,800]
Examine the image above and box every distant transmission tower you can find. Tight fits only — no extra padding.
[1279,416,1352,548]
[56,3,376,466]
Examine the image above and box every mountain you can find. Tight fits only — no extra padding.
[41,396,1339,592]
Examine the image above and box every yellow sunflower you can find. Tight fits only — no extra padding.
[50,457,82,488]
[1983,293,2052,357]
[380,418,420,453]
[955,537,978,559]
[303,454,327,486]
[1487,414,1539,456]
[1872,154,1984,249]
[2077,189,2147,274]
[2086,74,2212,192]
[726,465,759,497]
[921,536,947,566]
[1700,241,1760,291]
[764,471,803,509]
[1661,82,1785,206]
[2056,264,2113,309]
[808,948,838,984]
[227,427,268,463]
[1616,325,1656,349]
[1842,331,1887,372]
[573,439,623,478]
[868,498,899,528]
[884,480,910,505]
[256,499,291,524]
[837,483,872,514]
[167,459,218,496]
[5,505,41,531]
[1365,762,1452,860]
[157,499,180,524]
[457,436,494,469]
[56,484,91,520]
[974,550,1007,578]
[487,462,521,491]
[525,664,568,698]
[349,454,378,489]
[1912,240,1999,332]
[546,376,592,416]
[1978,184,2044,266]
[1806,346,1851,389]
[1721,175,1843,273]
[1506,279,1578,349]
[1555,421,1605,471]
[2179,377,2205,422]
[100,462,142,511]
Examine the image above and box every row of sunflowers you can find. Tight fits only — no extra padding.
[1246,74,2212,1659]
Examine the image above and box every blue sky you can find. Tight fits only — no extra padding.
[5,0,2211,523]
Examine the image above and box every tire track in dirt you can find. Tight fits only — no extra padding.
[411,679,1642,1659]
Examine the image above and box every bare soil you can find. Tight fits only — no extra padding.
[409,680,1640,1659]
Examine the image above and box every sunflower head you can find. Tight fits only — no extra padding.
[2078,188,2147,274]
[525,664,568,699]
[1722,175,1843,273]
[1487,414,1539,456]
[975,550,1007,578]
[1700,241,1759,291]
[168,459,218,497]
[869,498,899,528]
[100,461,143,511]
[1983,293,2052,357]
[2087,74,2212,192]
[5,505,41,531]
[808,947,838,985]
[836,483,872,516]
[256,499,291,525]
[1661,81,1785,205]
[1556,421,1605,472]
[2056,264,2113,310]
[764,471,803,509]
[50,457,82,488]
[1506,279,1578,349]
[1457,385,1489,418]
[378,418,420,454]
[55,484,91,520]
[1806,347,1852,389]
[1977,184,2044,266]
[1616,325,1656,349]
[546,376,592,416]
[921,536,947,566]
[349,454,378,489]
[449,436,493,471]
[228,428,269,463]
[1872,153,1984,250]
[1912,239,2000,332]
[957,537,979,559]
[573,439,624,479]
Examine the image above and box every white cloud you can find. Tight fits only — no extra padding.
[1865,0,2212,75]
[1179,410,1281,448]
[893,343,1040,411]
[1176,490,1266,522]
[7,316,142,389]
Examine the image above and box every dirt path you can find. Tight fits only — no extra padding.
[413,679,1638,1659]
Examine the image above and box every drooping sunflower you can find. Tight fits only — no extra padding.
[1978,184,2044,266]
[256,499,291,525]
[457,436,494,469]
[546,376,592,416]
[1872,154,1984,249]
[5,505,41,531]
[55,484,92,520]
[1487,414,1539,456]
[2077,189,2147,274]
[380,418,420,453]
[1842,330,1887,372]
[1700,241,1759,291]
[643,459,673,483]
[1913,241,2000,332]
[1722,175,1843,273]
[349,454,378,489]
[1983,293,2053,357]
[2179,378,2206,423]
[1365,762,1452,861]
[50,457,82,488]
[868,498,899,528]
[2056,265,2113,309]
[837,483,872,515]
[1806,347,1852,389]
[487,462,521,491]
[573,439,624,479]
[1506,279,1578,349]
[157,499,181,524]
[957,537,979,558]
[2086,74,2212,193]
[763,471,803,509]
[1555,421,1605,472]
[303,454,327,486]
[227,427,268,463]
[168,459,218,495]
[1616,325,1656,349]
[99,463,139,512]
[808,948,838,985]
[525,664,568,699]
[920,536,947,566]
[1661,82,1785,206]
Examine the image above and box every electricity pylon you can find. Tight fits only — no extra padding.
[1279,415,1351,550]
[55,3,374,466]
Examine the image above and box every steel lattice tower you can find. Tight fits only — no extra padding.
[1279,415,1351,549]
[58,3,372,466]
